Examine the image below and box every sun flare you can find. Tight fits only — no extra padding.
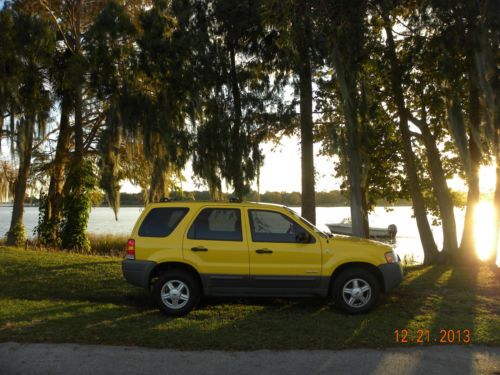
[473,200,499,261]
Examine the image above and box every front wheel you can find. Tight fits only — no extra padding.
[332,268,380,314]
[153,270,201,317]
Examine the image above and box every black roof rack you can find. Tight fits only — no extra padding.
[159,196,242,203]
[159,197,173,202]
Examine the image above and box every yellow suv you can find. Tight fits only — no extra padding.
[122,200,403,316]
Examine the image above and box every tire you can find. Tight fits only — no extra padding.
[332,267,380,314]
[153,269,201,317]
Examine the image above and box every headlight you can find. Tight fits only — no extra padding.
[384,251,398,263]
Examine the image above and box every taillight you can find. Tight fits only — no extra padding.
[126,239,135,260]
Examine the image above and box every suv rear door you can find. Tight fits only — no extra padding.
[182,207,249,292]
[246,208,322,292]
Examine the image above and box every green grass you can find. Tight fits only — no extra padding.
[0,246,498,350]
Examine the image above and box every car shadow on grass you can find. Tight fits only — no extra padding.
[336,265,452,347]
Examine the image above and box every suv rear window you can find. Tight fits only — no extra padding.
[187,208,242,241]
[138,207,189,237]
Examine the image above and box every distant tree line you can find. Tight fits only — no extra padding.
[0,0,497,265]
[100,190,413,207]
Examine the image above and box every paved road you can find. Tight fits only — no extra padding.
[0,342,499,375]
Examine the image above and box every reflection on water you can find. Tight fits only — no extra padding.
[1,205,498,265]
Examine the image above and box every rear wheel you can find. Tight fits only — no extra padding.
[153,269,201,316]
[332,268,380,314]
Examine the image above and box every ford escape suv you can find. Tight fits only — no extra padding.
[122,200,403,316]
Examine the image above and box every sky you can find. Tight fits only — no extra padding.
[120,134,497,195]
[121,135,340,194]
[3,130,496,194]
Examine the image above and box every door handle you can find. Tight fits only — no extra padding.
[256,249,273,254]
[191,246,208,252]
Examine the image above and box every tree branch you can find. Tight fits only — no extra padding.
[39,0,74,53]
[32,126,60,151]
[407,110,424,130]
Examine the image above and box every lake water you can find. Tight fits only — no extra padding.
[1,205,469,264]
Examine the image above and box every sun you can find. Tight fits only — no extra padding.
[473,200,499,262]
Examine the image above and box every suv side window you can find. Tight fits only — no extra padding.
[138,207,189,237]
[249,209,313,243]
[187,208,242,241]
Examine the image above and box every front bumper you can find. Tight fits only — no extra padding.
[378,262,404,292]
[122,259,157,288]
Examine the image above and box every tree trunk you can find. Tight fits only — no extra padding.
[330,40,369,237]
[493,129,500,265]
[229,44,245,199]
[74,85,84,164]
[0,113,4,150]
[294,0,316,224]
[415,113,458,258]
[459,73,481,259]
[348,146,368,237]
[44,95,72,242]
[491,97,500,266]
[149,157,166,203]
[6,116,34,246]
[73,0,84,174]
[381,10,439,264]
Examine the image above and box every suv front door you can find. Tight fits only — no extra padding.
[183,207,249,292]
[246,209,322,293]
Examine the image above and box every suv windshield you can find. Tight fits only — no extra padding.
[285,208,329,238]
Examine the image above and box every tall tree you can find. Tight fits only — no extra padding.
[86,0,138,219]
[400,5,460,258]
[430,0,486,261]
[0,9,18,149]
[36,52,74,246]
[292,0,316,223]
[379,0,440,264]
[37,0,109,250]
[133,0,193,203]
[260,0,318,223]
[472,0,499,264]
[189,0,270,200]
[3,7,54,246]
[319,0,370,237]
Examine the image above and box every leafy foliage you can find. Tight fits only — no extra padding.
[35,192,60,247]
[60,161,97,252]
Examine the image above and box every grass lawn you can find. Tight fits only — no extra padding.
[0,246,498,350]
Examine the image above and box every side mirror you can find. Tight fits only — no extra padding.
[295,231,311,243]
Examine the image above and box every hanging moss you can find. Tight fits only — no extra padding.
[98,115,122,221]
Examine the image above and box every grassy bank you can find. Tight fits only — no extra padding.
[13,233,129,257]
[0,246,498,350]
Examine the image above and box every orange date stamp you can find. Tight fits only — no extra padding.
[394,329,472,344]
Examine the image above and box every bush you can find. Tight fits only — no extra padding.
[6,222,26,248]
[87,233,128,256]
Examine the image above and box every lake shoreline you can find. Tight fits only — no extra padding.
[0,205,470,265]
